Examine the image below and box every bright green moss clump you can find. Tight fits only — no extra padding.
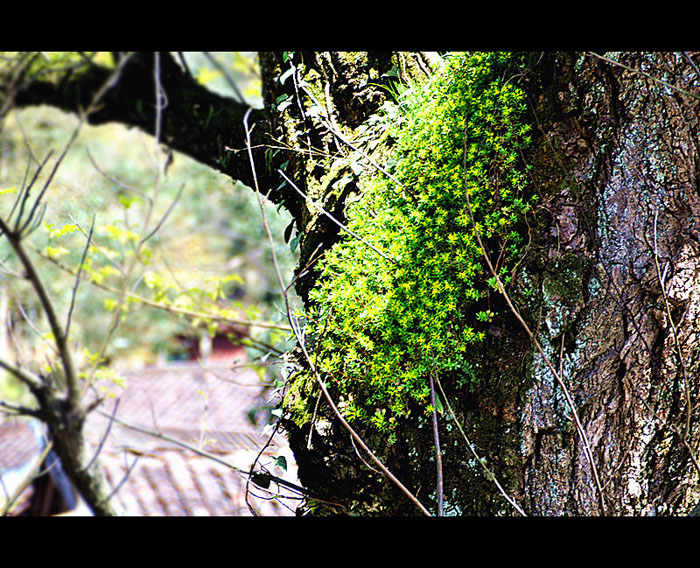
[300,52,535,440]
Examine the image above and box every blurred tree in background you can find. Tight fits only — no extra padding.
[0,53,300,514]
[0,52,297,378]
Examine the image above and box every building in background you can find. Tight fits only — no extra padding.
[1,340,298,516]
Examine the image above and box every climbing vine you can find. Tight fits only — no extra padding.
[290,52,536,441]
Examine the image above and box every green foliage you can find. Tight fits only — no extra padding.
[299,53,536,438]
[0,57,294,372]
[0,52,114,87]
[187,52,262,107]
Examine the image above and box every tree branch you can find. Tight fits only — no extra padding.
[10,52,283,205]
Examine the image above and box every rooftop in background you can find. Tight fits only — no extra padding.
[2,357,298,516]
[85,358,298,516]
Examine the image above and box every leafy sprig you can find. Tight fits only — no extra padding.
[297,52,535,437]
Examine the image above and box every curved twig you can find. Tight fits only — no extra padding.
[244,109,431,516]
[461,126,607,516]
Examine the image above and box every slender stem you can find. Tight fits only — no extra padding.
[82,53,168,393]
[65,215,95,339]
[461,129,607,516]
[0,354,43,391]
[93,408,313,498]
[1,440,54,516]
[297,81,408,194]
[586,52,700,101]
[653,207,693,439]
[244,109,431,516]
[202,52,246,105]
[30,242,292,332]
[0,223,80,405]
[435,376,527,516]
[429,372,444,516]
[279,170,396,264]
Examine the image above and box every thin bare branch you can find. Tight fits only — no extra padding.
[435,376,527,516]
[202,52,246,105]
[65,214,95,339]
[278,169,396,264]
[1,439,53,516]
[17,133,78,237]
[653,207,693,439]
[244,109,431,516]
[16,302,58,357]
[92,407,311,498]
[0,399,42,418]
[85,147,152,204]
[586,52,700,101]
[461,126,607,516]
[296,80,409,195]
[97,452,138,508]
[7,151,52,232]
[84,398,119,474]
[683,52,700,82]
[0,223,79,403]
[429,371,444,516]
[29,241,292,334]
[141,182,185,245]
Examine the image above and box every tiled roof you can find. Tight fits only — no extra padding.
[84,361,298,516]
[3,361,299,516]
[0,419,41,470]
[91,361,269,434]
[99,446,295,516]
[0,419,41,515]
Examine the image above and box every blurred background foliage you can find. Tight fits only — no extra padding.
[0,52,298,404]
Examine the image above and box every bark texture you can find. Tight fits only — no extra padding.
[31,382,117,515]
[520,52,700,515]
[274,52,700,516]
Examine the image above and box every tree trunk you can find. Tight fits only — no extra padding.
[273,52,700,516]
[519,51,700,516]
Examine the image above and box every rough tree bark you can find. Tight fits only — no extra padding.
[267,51,700,516]
[519,52,700,516]
[5,51,700,516]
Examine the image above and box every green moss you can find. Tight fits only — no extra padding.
[543,252,586,308]
[291,52,535,438]
[282,362,321,424]
[335,52,368,67]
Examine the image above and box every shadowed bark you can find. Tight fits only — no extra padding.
[9,53,279,204]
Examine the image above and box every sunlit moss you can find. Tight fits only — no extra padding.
[293,53,536,438]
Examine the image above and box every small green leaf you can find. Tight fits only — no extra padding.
[118,194,137,209]
[49,223,79,239]
[0,186,18,196]
[434,393,444,416]
[45,246,70,259]
[272,455,288,471]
